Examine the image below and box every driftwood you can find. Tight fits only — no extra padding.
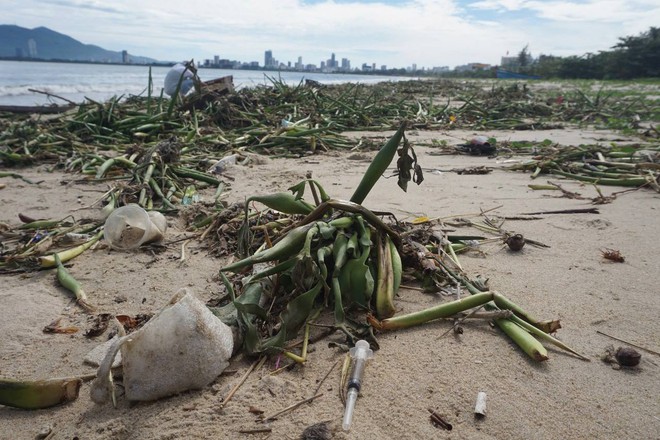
[184,75,234,110]
[0,104,75,114]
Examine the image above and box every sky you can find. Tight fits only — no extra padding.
[4,0,659,69]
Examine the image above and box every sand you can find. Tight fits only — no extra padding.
[1,127,659,440]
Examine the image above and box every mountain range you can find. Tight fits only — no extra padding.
[0,25,156,63]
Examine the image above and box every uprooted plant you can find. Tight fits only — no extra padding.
[213,121,589,364]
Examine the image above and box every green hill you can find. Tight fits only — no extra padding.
[0,25,156,63]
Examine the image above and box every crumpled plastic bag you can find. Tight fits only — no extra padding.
[91,288,233,403]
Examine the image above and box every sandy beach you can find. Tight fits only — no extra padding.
[1,124,659,439]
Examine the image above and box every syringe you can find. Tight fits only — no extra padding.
[342,340,374,431]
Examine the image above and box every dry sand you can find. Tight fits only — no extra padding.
[1,127,659,439]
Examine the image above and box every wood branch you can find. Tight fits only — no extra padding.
[0,104,75,114]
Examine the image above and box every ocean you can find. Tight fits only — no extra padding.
[0,61,412,107]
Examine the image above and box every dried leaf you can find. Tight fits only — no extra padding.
[85,313,113,338]
[412,216,431,224]
[43,318,79,334]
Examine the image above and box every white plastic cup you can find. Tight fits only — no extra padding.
[103,205,167,250]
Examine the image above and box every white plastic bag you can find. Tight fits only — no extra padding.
[91,289,233,403]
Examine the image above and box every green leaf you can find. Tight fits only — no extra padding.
[350,122,407,204]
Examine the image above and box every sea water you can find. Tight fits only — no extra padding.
[0,60,411,106]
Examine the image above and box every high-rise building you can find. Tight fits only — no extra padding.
[265,50,273,68]
[122,50,129,64]
[27,39,37,58]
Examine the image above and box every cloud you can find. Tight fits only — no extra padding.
[4,0,660,68]
[470,0,660,25]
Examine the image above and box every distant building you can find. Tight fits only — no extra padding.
[265,50,274,68]
[341,58,350,71]
[455,62,491,72]
[217,59,234,68]
[381,65,387,71]
[122,50,129,64]
[28,39,37,58]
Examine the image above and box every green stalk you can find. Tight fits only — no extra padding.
[247,192,315,215]
[494,318,548,362]
[528,184,559,190]
[17,219,62,230]
[95,156,137,179]
[221,223,315,272]
[138,153,158,207]
[509,315,590,361]
[493,292,561,333]
[39,231,103,268]
[0,377,82,409]
[350,122,406,204]
[170,166,221,186]
[54,254,95,312]
[551,170,648,187]
[372,292,494,331]
[298,199,401,247]
[388,234,402,295]
[375,233,396,319]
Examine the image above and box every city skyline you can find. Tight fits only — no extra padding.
[3,1,659,69]
[200,49,435,73]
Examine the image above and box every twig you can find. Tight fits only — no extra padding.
[262,393,323,422]
[312,360,339,398]
[238,428,272,434]
[547,181,585,199]
[27,88,78,105]
[428,408,453,431]
[521,208,599,215]
[448,310,513,320]
[437,305,485,340]
[163,234,200,246]
[306,171,321,206]
[435,205,504,222]
[221,357,264,408]
[0,171,39,185]
[596,330,660,356]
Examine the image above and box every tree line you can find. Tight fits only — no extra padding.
[523,27,659,79]
[427,27,659,80]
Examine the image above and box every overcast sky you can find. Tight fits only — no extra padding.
[4,0,659,68]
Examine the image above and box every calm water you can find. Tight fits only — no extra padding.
[0,61,412,106]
